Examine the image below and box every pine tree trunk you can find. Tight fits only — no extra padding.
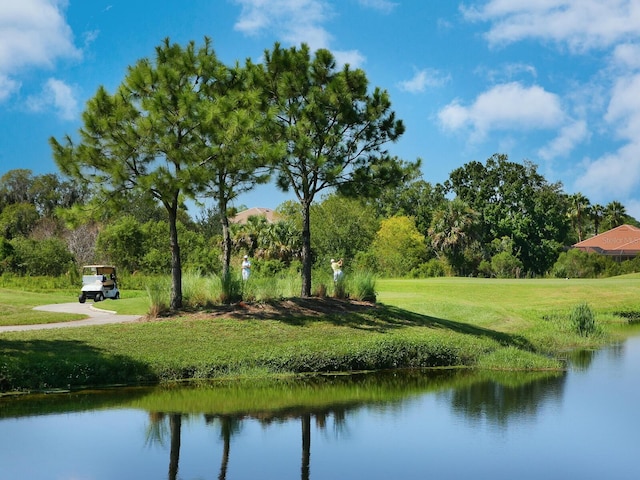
[300,201,312,297]
[168,204,183,310]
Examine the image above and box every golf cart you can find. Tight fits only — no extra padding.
[79,265,120,303]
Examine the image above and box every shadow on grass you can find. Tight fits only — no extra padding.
[371,304,534,350]
[0,338,156,393]
[222,298,534,352]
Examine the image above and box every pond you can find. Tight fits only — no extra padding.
[1,336,640,480]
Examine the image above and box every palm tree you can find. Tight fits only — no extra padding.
[604,201,627,229]
[590,203,604,235]
[428,198,481,275]
[568,193,591,242]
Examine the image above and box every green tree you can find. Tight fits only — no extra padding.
[590,203,605,236]
[491,251,524,278]
[261,43,409,296]
[369,176,446,236]
[51,38,227,309]
[445,154,570,275]
[603,201,627,230]
[95,216,145,272]
[0,169,33,208]
[0,203,40,239]
[310,194,379,266]
[428,198,482,276]
[0,236,14,273]
[200,60,282,278]
[372,216,427,277]
[10,237,73,276]
[568,192,591,242]
[30,173,88,217]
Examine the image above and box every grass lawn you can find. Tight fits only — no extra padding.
[1,275,639,393]
[0,289,149,326]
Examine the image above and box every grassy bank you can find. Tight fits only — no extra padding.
[1,276,639,393]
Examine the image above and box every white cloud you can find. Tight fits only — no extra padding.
[0,75,20,103]
[576,72,640,199]
[461,0,640,52]
[398,69,450,93]
[233,0,332,50]
[438,82,564,139]
[357,0,398,14]
[538,119,588,160]
[478,62,537,83]
[0,0,80,70]
[27,78,78,120]
[612,43,640,70]
[333,50,366,68]
[575,143,640,200]
[0,0,80,101]
[625,198,640,222]
[233,0,365,67]
[605,73,640,137]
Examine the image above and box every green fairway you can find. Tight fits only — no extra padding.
[1,276,639,393]
[0,289,148,327]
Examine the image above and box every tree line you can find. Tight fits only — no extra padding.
[1,39,638,308]
[1,153,637,286]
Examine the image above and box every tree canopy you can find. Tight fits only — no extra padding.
[51,37,259,308]
[260,43,414,296]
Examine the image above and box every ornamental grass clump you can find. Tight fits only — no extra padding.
[219,272,242,305]
[146,278,170,317]
[570,302,597,337]
[348,271,377,302]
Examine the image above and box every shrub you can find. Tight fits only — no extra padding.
[348,271,376,301]
[253,258,287,277]
[219,272,242,305]
[491,251,523,278]
[313,282,327,298]
[570,302,597,337]
[333,275,347,299]
[182,271,216,307]
[146,277,170,317]
[552,249,609,278]
[10,237,74,276]
[410,258,449,278]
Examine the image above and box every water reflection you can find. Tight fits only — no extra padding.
[446,372,566,427]
[4,350,640,480]
[116,369,564,480]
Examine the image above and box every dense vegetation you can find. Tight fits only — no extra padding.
[1,39,640,309]
[1,154,638,303]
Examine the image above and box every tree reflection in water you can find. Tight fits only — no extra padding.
[204,414,241,480]
[145,412,183,480]
[145,404,354,479]
[140,369,563,478]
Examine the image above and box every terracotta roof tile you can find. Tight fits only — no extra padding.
[230,207,280,224]
[573,224,640,255]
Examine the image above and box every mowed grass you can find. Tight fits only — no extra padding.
[2,275,640,392]
[0,289,148,326]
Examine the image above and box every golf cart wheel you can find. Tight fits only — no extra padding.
[79,294,86,304]
[95,292,104,302]
[114,292,120,300]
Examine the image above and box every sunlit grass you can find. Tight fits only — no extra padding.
[2,275,640,392]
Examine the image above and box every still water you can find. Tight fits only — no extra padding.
[1,337,640,480]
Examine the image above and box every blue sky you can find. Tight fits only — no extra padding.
[2,0,640,218]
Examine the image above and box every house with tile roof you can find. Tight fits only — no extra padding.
[573,224,640,260]
[230,207,280,225]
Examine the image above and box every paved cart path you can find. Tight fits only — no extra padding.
[0,303,142,333]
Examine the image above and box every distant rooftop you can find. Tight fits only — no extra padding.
[230,207,280,224]
[573,224,640,258]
